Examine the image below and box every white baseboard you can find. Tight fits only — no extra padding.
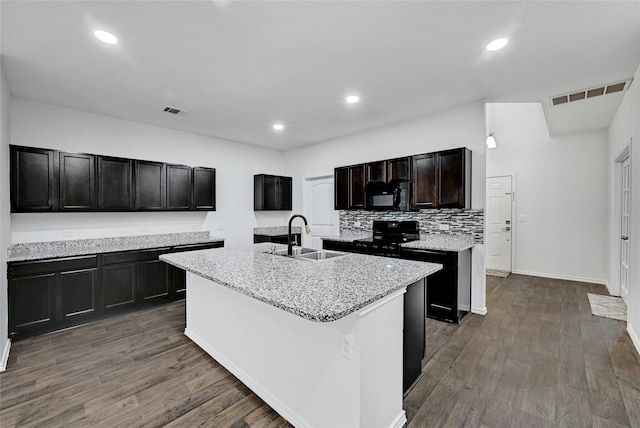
[472,306,487,315]
[628,324,640,357]
[511,269,608,287]
[0,339,11,372]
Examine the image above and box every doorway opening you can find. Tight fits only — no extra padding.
[486,175,513,275]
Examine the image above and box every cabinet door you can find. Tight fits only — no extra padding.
[349,165,365,209]
[334,167,349,209]
[140,259,169,301]
[135,160,165,210]
[10,146,57,212]
[167,164,192,210]
[366,160,387,183]
[260,175,279,210]
[102,263,137,310]
[426,267,458,322]
[98,156,133,210]
[193,167,216,210]
[59,152,96,211]
[60,268,99,319]
[278,176,292,210]
[438,148,470,208]
[9,273,56,333]
[412,153,436,209]
[387,157,412,181]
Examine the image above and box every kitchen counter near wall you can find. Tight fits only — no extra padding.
[7,232,224,262]
[253,226,302,236]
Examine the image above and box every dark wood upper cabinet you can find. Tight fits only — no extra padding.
[10,145,215,213]
[166,164,192,210]
[334,164,365,209]
[349,164,366,209]
[387,157,412,181]
[135,160,165,210]
[334,167,349,210]
[97,156,133,211]
[412,153,437,209]
[437,148,471,208]
[193,167,216,211]
[413,148,471,209]
[254,174,292,211]
[59,152,96,211]
[10,146,57,212]
[366,160,387,183]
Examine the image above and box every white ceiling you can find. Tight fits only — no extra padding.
[2,1,639,151]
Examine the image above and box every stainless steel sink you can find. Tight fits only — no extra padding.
[298,250,347,261]
[264,247,347,261]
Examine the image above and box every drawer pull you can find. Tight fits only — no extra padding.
[430,303,452,310]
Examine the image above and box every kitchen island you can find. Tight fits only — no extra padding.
[160,243,441,428]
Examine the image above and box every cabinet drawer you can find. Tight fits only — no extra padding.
[399,248,457,267]
[102,248,170,265]
[322,240,355,253]
[9,255,98,277]
[173,242,223,252]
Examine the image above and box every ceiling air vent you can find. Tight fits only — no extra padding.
[163,106,189,116]
[550,79,633,107]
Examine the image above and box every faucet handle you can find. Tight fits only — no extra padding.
[292,235,298,246]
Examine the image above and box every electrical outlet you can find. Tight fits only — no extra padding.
[138,226,148,232]
[354,221,361,227]
[190,224,199,230]
[63,230,75,237]
[517,215,527,222]
[341,334,353,359]
[438,224,450,231]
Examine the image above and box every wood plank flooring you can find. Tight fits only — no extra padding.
[1,273,639,427]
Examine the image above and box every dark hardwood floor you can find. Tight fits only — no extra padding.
[1,274,639,427]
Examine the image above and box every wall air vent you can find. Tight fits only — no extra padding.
[163,106,189,116]
[550,79,633,107]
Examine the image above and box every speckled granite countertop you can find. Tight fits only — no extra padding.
[401,234,474,252]
[160,243,441,323]
[321,231,372,242]
[7,232,225,262]
[253,226,302,236]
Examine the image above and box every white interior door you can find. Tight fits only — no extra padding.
[620,157,630,304]
[304,176,339,249]
[486,176,513,272]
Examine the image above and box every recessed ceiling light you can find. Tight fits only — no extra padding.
[486,38,508,51]
[346,95,360,104]
[273,123,284,131]
[94,30,118,45]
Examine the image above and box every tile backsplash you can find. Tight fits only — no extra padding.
[340,209,484,244]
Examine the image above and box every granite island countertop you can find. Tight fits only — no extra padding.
[320,231,372,242]
[401,234,474,252]
[160,242,441,323]
[7,232,225,262]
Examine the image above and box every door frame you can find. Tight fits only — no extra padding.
[610,141,632,298]
[302,173,338,248]
[486,173,516,272]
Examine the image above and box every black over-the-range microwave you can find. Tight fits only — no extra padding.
[365,180,411,211]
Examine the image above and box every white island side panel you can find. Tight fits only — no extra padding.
[185,272,406,428]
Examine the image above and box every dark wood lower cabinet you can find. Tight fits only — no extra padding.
[7,242,223,341]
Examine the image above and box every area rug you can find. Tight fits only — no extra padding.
[486,269,511,278]
[588,293,627,321]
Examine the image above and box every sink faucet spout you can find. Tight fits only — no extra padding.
[288,215,310,256]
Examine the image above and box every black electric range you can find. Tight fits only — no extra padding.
[353,220,420,257]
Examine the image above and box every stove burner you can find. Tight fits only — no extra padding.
[354,220,419,256]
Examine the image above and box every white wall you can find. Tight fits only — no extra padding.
[486,103,609,284]
[10,98,289,246]
[0,59,12,370]
[284,101,487,314]
[609,65,640,355]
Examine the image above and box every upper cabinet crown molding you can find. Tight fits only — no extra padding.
[10,145,216,213]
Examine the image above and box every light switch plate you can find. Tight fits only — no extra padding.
[438,224,450,231]
[517,215,527,222]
